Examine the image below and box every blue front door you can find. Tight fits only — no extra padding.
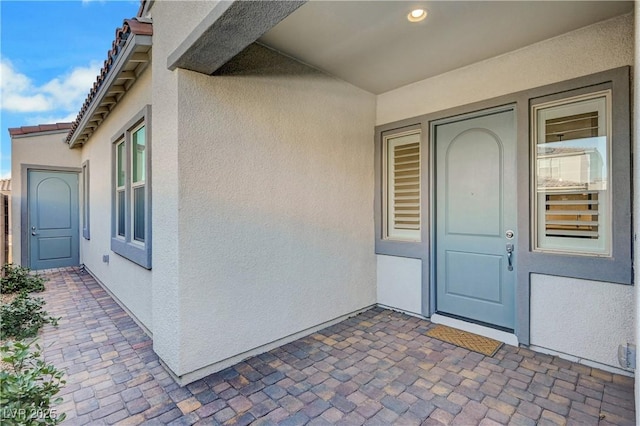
[435,109,516,330]
[28,170,80,270]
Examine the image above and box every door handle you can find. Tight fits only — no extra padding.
[31,231,37,236]
[506,243,514,271]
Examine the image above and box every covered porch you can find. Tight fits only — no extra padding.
[38,267,634,425]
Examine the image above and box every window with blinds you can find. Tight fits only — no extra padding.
[384,131,421,241]
[533,91,611,255]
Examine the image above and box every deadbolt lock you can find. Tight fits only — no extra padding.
[505,230,514,239]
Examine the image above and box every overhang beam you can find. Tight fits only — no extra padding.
[167,0,306,74]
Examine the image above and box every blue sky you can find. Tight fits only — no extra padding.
[0,0,140,179]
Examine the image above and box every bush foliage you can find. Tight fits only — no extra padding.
[0,264,65,424]
[0,292,59,340]
[0,340,66,426]
[1,264,46,294]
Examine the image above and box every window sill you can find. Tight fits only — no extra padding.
[111,237,151,269]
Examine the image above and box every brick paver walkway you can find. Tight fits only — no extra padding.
[36,267,634,425]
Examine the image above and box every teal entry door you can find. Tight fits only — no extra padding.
[28,170,80,270]
[435,109,516,330]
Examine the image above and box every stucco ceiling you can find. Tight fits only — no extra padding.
[259,1,633,94]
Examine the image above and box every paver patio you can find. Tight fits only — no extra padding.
[34,267,634,425]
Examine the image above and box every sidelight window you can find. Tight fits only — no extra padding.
[383,130,421,242]
[532,91,611,256]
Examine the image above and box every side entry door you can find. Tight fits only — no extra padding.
[28,170,79,269]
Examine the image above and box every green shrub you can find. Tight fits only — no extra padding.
[0,292,59,340]
[1,264,46,294]
[0,340,66,426]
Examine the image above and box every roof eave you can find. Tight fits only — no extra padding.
[10,128,72,139]
[8,123,74,138]
[68,33,152,149]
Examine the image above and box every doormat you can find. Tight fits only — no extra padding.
[426,325,503,357]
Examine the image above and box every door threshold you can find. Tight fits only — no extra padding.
[431,313,519,347]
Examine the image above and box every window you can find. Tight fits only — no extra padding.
[131,124,146,243]
[383,130,421,241]
[116,141,125,237]
[532,91,611,256]
[111,105,151,269]
[82,160,90,240]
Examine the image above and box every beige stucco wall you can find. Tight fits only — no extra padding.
[149,0,377,381]
[375,12,634,370]
[530,274,634,372]
[377,13,632,125]
[79,69,153,331]
[172,55,377,379]
[149,0,184,373]
[11,130,82,265]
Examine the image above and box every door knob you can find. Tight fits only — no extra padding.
[31,231,37,236]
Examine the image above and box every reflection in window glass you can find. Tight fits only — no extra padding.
[533,92,611,255]
[117,191,125,237]
[132,126,145,183]
[117,141,125,187]
[133,187,145,242]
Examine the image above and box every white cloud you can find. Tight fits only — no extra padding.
[41,64,101,111]
[0,58,100,116]
[2,93,51,113]
[0,60,29,92]
[0,60,51,112]
[25,112,79,126]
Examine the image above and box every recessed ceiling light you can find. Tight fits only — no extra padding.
[408,8,427,23]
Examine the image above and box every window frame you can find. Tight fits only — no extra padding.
[82,160,90,240]
[115,139,126,238]
[382,129,422,242]
[111,105,152,269]
[523,69,631,286]
[531,90,613,257]
[130,122,146,245]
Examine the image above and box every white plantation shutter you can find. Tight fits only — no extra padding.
[385,132,421,241]
[544,192,599,239]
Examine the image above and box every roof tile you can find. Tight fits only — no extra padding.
[66,17,152,144]
[8,123,73,137]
